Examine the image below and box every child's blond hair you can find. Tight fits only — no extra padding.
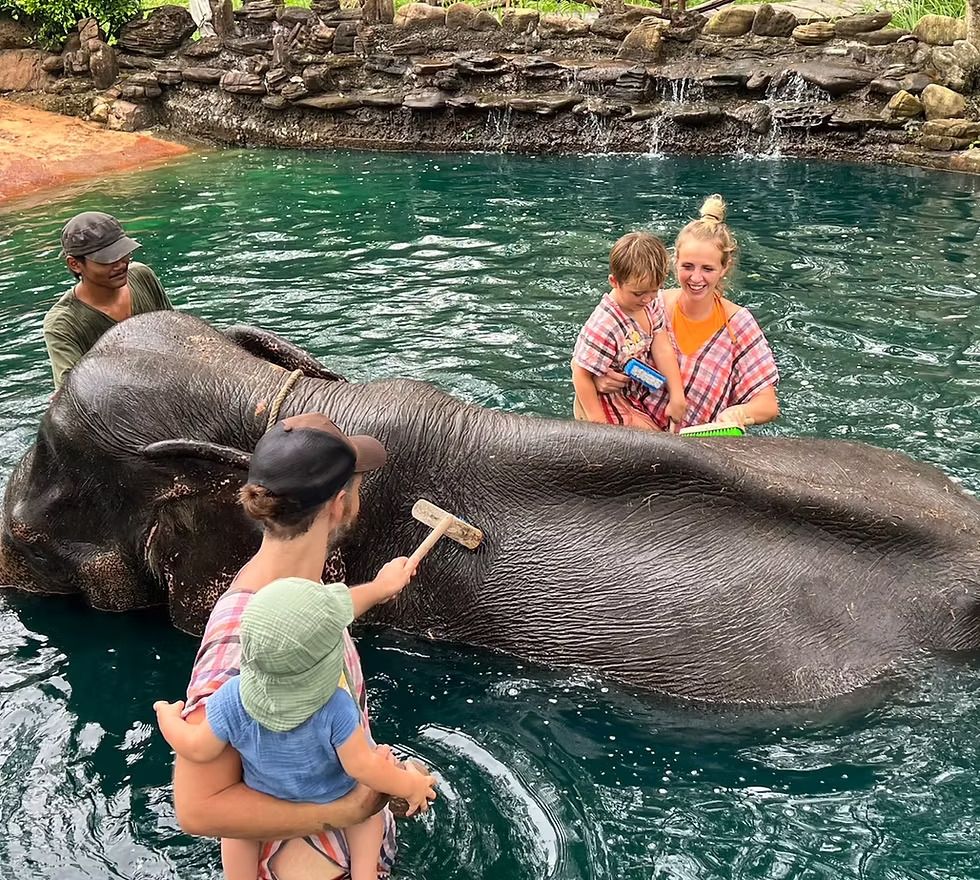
[609,231,670,289]
[674,195,738,291]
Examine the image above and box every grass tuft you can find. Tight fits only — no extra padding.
[140,0,965,28]
[140,0,721,16]
[863,0,965,30]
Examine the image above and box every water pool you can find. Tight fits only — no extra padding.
[1,150,978,879]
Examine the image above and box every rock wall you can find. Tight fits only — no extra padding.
[3,4,980,174]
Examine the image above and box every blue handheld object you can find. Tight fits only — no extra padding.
[623,358,667,392]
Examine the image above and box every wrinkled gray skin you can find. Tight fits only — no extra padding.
[2,312,979,706]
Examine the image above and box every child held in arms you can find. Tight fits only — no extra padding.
[572,231,687,430]
[154,578,436,880]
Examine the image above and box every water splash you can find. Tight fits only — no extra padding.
[744,72,831,159]
[421,725,568,878]
[742,108,783,161]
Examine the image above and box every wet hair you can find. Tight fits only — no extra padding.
[674,194,738,290]
[609,231,670,290]
[239,484,322,539]
[238,476,357,540]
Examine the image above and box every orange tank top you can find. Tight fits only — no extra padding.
[672,295,729,356]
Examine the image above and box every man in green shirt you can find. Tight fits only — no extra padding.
[43,212,174,389]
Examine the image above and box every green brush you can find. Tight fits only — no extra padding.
[679,422,746,438]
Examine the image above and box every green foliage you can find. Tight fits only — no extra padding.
[863,0,965,30]
[138,0,681,15]
[3,0,142,43]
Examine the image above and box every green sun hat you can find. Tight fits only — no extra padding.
[239,578,354,733]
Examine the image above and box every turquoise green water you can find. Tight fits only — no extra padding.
[1,151,979,878]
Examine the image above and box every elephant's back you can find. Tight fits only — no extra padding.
[85,311,268,380]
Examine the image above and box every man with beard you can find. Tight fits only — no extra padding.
[43,211,173,389]
[167,413,422,880]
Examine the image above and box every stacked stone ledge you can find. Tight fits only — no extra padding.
[2,3,978,173]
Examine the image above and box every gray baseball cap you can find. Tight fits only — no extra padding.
[60,212,141,263]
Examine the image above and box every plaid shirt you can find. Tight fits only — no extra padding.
[646,298,779,430]
[573,292,665,424]
[183,564,397,879]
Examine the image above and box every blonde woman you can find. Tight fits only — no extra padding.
[595,195,780,430]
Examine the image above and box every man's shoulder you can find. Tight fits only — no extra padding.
[129,261,155,277]
[128,262,162,288]
[42,289,81,333]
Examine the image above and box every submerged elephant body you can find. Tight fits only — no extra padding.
[2,312,979,705]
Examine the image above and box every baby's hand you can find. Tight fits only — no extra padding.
[152,699,185,723]
[666,394,688,428]
[404,764,438,816]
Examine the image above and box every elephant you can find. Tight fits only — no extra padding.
[1,311,979,706]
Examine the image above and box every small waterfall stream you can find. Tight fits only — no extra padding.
[484,107,513,151]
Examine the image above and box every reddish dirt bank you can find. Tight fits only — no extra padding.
[0,100,191,205]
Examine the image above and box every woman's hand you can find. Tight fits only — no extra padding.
[718,404,752,427]
[594,370,628,394]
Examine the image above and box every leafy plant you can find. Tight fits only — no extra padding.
[862,0,965,30]
[3,0,141,44]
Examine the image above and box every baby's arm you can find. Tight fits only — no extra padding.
[572,363,609,423]
[153,700,228,763]
[336,728,437,816]
[572,310,627,424]
[221,838,261,880]
[651,330,687,425]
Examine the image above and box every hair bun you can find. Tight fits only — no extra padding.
[699,194,727,224]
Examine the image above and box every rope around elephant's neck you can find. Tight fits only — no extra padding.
[266,369,305,432]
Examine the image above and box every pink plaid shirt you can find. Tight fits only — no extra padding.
[645,295,779,430]
[183,584,396,880]
[573,292,665,424]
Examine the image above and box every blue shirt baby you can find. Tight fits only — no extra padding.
[206,676,361,802]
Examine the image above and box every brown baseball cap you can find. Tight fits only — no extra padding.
[60,211,141,263]
[247,413,387,510]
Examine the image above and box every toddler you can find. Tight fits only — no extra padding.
[154,577,436,880]
[573,231,687,430]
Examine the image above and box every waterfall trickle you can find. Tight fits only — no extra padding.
[658,77,704,104]
[584,113,612,154]
[647,112,671,158]
[484,108,513,151]
[749,72,832,158]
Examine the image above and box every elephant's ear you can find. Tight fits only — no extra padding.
[140,439,256,634]
[221,325,346,381]
[141,440,251,470]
